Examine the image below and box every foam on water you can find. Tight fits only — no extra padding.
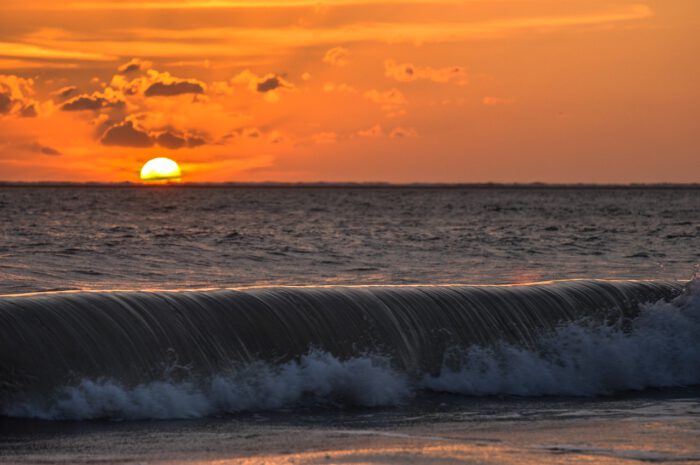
[3,281,699,420]
[4,353,409,420]
[422,282,700,396]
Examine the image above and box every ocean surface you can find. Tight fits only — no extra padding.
[1,186,699,464]
[1,186,699,293]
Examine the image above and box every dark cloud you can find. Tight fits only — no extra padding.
[187,136,206,148]
[54,86,78,99]
[155,131,208,149]
[39,145,60,156]
[156,131,187,149]
[145,81,204,97]
[101,121,154,147]
[27,142,61,156]
[229,70,294,100]
[19,104,37,118]
[24,142,61,156]
[61,95,102,111]
[103,124,208,149]
[118,58,151,74]
[62,96,102,111]
[0,93,11,114]
[120,63,141,74]
[256,76,281,93]
[221,127,264,143]
[61,94,125,112]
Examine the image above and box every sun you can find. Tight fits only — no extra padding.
[140,157,182,181]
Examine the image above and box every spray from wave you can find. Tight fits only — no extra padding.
[423,282,700,396]
[1,279,698,420]
[4,353,410,420]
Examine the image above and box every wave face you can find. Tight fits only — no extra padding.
[1,280,696,420]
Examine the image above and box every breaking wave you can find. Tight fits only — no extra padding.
[1,279,698,420]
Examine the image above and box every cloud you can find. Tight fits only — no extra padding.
[0,59,80,70]
[155,131,186,149]
[155,130,207,149]
[62,96,104,111]
[61,90,125,111]
[312,131,337,144]
[40,1,470,10]
[256,76,283,93]
[53,86,78,99]
[145,80,205,96]
[209,80,235,96]
[23,142,61,156]
[364,89,407,106]
[389,126,417,138]
[0,93,11,114]
[19,104,38,117]
[36,5,652,62]
[357,125,383,138]
[166,59,211,69]
[228,70,295,102]
[235,127,262,139]
[364,88,407,116]
[355,125,413,139]
[101,120,154,147]
[223,127,285,145]
[323,82,356,93]
[0,41,114,61]
[118,58,152,74]
[268,130,284,144]
[482,96,514,105]
[101,118,210,149]
[323,47,349,67]
[232,70,294,92]
[384,59,467,85]
[110,69,207,97]
[0,74,39,118]
[187,136,206,147]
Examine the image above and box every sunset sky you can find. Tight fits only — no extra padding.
[0,0,697,183]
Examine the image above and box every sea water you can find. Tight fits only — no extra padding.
[0,186,699,464]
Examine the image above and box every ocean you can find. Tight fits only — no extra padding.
[1,186,699,464]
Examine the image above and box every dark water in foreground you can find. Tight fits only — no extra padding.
[0,187,699,464]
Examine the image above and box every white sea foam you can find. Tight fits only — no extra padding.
[423,280,700,396]
[4,282,700,420]
[4,353,410,420]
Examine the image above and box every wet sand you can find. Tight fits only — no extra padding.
[3,393,699,464]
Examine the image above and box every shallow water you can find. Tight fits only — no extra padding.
[3,390,700,464]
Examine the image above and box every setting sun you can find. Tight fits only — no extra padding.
[139,157,182,181]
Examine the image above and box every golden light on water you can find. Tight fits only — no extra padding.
[140,157,182,181]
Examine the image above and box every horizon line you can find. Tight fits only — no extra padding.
[1,181,699,189]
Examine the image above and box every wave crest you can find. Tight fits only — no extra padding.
[2,280,698,420]
[423,292,700,396]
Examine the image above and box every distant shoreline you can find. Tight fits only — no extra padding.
[0,181,699,189]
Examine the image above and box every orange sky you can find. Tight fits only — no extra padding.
[0,0,698,183]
